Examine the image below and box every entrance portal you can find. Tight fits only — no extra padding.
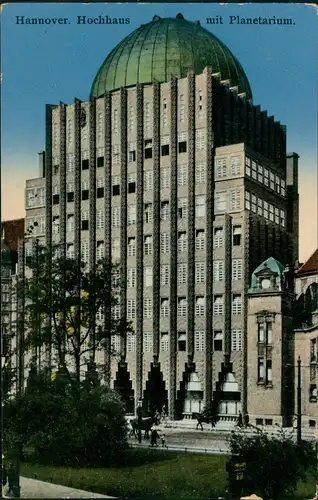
[143,363,168,416]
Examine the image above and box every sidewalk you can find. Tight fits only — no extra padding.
[8,477,115,498]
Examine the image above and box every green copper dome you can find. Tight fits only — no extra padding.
[90,15,252,100]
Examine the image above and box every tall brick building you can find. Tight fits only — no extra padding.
[20,15,299,420]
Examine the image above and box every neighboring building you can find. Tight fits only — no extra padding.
[20,15,299,419]
[294,250,318,429]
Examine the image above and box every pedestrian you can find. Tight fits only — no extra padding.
[237,411,243,427]
[161,433,167,448]
[244,412,250,427]
[1,460,8,498]
[150,429,159,447]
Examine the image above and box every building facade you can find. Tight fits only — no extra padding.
[20,15,299,420]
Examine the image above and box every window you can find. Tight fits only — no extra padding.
[269,204,274,222]
[195,331,205,352]
[177,332,186,351]
[196,163,205,184]
[143,332,153,352]
[275,207,279,225]
[144,299,153,319]
[258,358,264,382]
[251,194,257,213]
[232,294,242,315]
[160,233,170,254]
[257,198,263,216]
[128,173,136,194]
[144,267,153,287]
[281,179,286,197]
[178,198,188,219]
[280,210,285,227]
[128,237,136,257]
[127,268,136,288]
[178,263,187,284]
[96,241,105,260]
[96,113,103,141]
[113,303,120,320]
[161,201,170,221]
[113,109,119,134]
[52,216,60,235]
[127,205,136,225]
[266,322,273,344]
[161,168,170,189]
[112,176,120,196]
[251,161,257,180]
[265,419,273,426]
[81,181,89,200]
[162,98,168,127]
[258,164,263,183]
[230,190,241,210]
[144,235,153,255]
[128,143,136,163]
[127,299,136,319]
[264,168,269,187]
[178,132,187,153]
[178,232,187,252]
[97,178,104,198]
[275,175,280,194]
[230,156,240,176]
[195,296,205,316]
[160,265,170,285]
[160,299,169,318]
[232,329,242,351]
[309,385,317,403]
[216,158,227,178]
[214,331,223,351]
[245,190,251,210]
[311,339,317,362]
[111,334,121,355]
[263,201,269,220]
[270,172,275,190]
[82,154,89,170]
[160,332,169,352]
[245,157,251,176]
[81,241,89,264]
[52,185,60,204]
[67,244,74,259]
[214,227,224,248]
[196,196,206,217]
[53,164,59,176]
[213,296,223,315]
[196,230,205,251]
[96,209,104,229]
[144,170,153,191]
[256,418,264,426]
[145,139,153,159]
[67,119,73,146]
[128,105,134,132]
[232,226,242,246]
[178,297,187,317]
[161,144,170,156]
[214,260,224,281]
[195,262,205,283]
[196,129,205,150]
[144,102,151,131]
[97,156,104,168]
[112,207,120,227]
[232,259,243,280]
[266,359,272,385]
[179,94,185,122]
[81,211,89,231]
[215,191,227,212]
[144,203,153,223]
[67,214,74,232]
[127,332,136,352]
[178,164,187,186]
[258,323,265,343]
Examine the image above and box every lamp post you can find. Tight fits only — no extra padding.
[297,356,302,445]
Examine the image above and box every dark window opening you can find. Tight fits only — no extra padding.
[53,165,59,175]
[256,418,264,426]
[81,220,89,231]
[128,182,136,194]
[67,192,74,203]
[129,150,136,162]
[265,419,273,426]
[82,190,89,201]
[82,159,89,170]
[178,141,187,154]
[233,225,242,246]
[309,420,316,428]
[178,340,186,352]
[112,185,120,196]
[52,195,60,205]
[161,144,170,156]
[97,157,104,168]
[145,148,153,159]
[97,187,104,198]
[214,339,222,351]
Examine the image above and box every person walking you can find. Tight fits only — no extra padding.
[150,429,159,447]
[160,433,167,448]
[237,411,243,427]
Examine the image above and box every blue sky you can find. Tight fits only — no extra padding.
[1,3,317,260]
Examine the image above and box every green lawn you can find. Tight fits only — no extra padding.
[20,448,317,499]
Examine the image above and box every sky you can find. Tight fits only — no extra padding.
[1,3,317,262]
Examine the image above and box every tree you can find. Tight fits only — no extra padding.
[228,427,316,499]
[18,251,133,388]
[4,371,128,467]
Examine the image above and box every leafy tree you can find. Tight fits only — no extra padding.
[18,251,132,388]
[4,371,128,467]
[228,427,316,499]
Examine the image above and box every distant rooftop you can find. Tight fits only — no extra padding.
[296,249,318,276]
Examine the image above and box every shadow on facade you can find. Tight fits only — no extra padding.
[143,363,168,416]
[114,362,135,414]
